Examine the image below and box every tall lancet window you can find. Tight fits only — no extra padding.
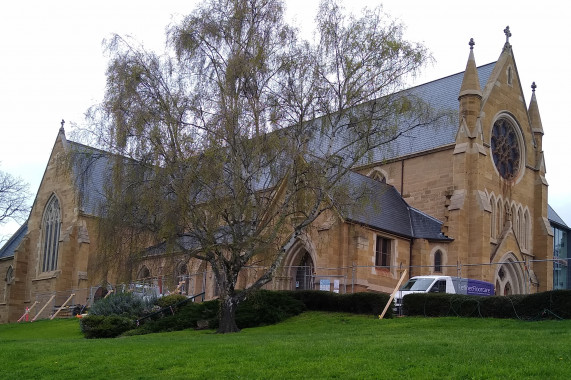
[42,195,61,272]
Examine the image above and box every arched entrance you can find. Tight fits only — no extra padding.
[494,252,525,295]
[282,238,316,291]
[137,265,150,280]
[295,252,314,290]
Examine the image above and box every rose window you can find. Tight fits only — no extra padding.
[491,118,520,180]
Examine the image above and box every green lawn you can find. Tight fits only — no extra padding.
[1,312,570,379]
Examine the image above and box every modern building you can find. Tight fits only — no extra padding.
[549,205,570,290]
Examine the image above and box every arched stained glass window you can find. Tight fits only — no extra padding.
[42,196,61,272]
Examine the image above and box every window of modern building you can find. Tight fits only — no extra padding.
[553,226,569,290]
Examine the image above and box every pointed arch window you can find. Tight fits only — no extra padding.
[490,195,497,239]
[6,265,14,284]
[137,266,151,279]
[515,207,525,243]
[523,210,531,250]
[497,199,504,237]
[41,195,61,272]
[434,250,442,273]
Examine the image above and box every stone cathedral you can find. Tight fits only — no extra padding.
[1,28,567,323]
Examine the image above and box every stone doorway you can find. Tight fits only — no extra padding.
[494,252,525,295]
[295,252,314,290]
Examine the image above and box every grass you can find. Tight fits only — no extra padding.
[1,313,570,379]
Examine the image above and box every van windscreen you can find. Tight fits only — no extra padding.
[400,278,434,291]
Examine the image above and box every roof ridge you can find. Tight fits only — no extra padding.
[0,220,28,258]
[68,140,113,156]
[401,61,496,94]
[408,206,443,223]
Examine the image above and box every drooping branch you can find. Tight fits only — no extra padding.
[80,0,441,333]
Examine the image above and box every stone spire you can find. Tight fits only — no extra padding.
[528,82,544,150]
[458,38,482,132]
[459,38,482,99]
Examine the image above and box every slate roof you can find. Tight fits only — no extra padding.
[68,141,117,217]
[362,62,495,164]
[66,138,449,241]
[66,63,496,220]
[0,221,28,260]
[145,234,200,256]
[302,62,495,169]
[342,171,450,240]
[145,166,451,257]
[548,204,569,229]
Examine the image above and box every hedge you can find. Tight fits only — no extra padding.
[285,290,393,317]
[403,290,571,320]
[235,290,306,329]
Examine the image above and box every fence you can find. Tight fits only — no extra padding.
[19,258,568,322]
[254,257,569,295]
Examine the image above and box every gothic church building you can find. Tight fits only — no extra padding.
[0,30,566,322]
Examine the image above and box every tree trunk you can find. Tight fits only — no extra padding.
[217,296,240,333]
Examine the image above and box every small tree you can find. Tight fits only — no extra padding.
[84,0,441,333]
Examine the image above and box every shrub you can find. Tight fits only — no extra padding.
[134,291,305,334]
[403,293,455,317]
[403,290,571,320]
[80,315,135,339]
[89,292,149,318]
[155,294,189,309]
[285,290,339,311]
[475,295,519,318]
[548,290,571,319]
[287,290,392,317]
[235,290,305,328]
[340,292,390,315]
[117,290,392,337]
[134,300,220,334]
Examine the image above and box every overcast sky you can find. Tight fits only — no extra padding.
[1,0,569,242]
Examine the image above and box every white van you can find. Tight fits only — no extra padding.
[395,275,494,312]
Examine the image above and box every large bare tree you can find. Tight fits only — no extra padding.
[84,0,441,333]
